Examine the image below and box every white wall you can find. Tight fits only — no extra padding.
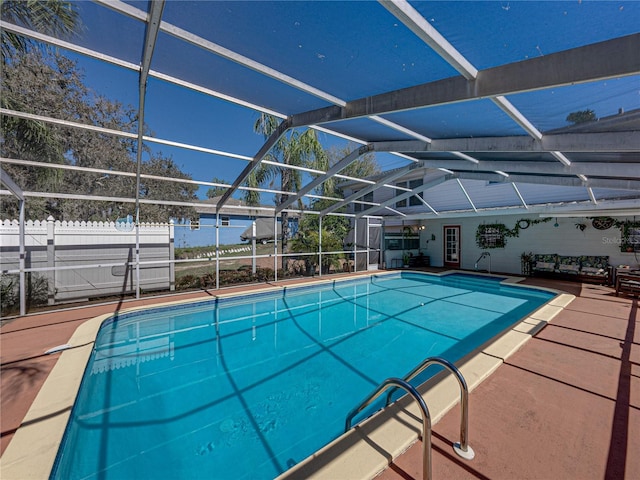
[414,214,639,274]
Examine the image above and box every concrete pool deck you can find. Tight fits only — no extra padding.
[1,272,638,479]
[377,277,639,480]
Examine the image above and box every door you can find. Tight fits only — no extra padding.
[444,225,460,268]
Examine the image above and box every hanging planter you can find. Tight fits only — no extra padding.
[611,219,640,253]
[476,224,508,249]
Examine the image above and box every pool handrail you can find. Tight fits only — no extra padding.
[345,377,432,480]
[385,356,475,460]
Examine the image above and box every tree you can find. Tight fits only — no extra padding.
[1,0,80,61]
[324,143,380,197]
[1,1,82,217]
[248,113,327,265]
[1,51,198,221]
[289,209,347,274]
[566,109,596,125]
[206,177,229,198]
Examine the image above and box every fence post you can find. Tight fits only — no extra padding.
[18,201,26,315]
[215,213,220,290]
[353,220,358,273]
[366,217,370,269]
[318,216,323,277]
[252,220,257,275]
[273,216,278,282]
[169,219,175,291]
[46,216,56,305]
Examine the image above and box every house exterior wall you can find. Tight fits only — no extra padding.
[175,215,299,248]
[347,175,638,274]
[174,215,253,248]
[414,214,638,274]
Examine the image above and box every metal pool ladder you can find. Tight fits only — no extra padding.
[475,251,491,272]
[344,357,474,480]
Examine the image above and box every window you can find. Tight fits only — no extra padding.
[221,216,230,226]
[409,179,423,206]
[353,192,373,212]
[384,233,419,250]
[395,179,423,207]
[385,237,403,250]
[395,183,407,208]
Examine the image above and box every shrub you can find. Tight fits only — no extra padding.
[1,273,49,317]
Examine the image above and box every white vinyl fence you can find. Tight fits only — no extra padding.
[1,217,174,306]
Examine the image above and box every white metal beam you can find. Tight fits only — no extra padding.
[454,171,640,190]
[456,178,477,212]
[414,195,439,215]
[492,96,543,140]
[132,0,165,299]
[424,131,640,153]
[0,157,341,203]
[290,34,640,127]
[414,159,640,178]
[0,167,24,201]
[276,145,370,213]
[95,0,347,107]
[216,118,292,212]
[357,174,453,218]
[135,0,165,197]
[374,1,609,176]
[378,0,478,79]
[389,200,640,221]
[511,183,528,209]
[0,21,287,118]
[368,115,432,143]
[321,163,418,216]
[384,206,406,216]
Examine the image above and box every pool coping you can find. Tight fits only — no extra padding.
[0,271,573,479]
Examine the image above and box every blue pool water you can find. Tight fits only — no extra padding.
[52,272,553,479]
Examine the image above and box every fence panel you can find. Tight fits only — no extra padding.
[0,218,173,307]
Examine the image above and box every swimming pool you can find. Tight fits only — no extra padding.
[51,272,554,479]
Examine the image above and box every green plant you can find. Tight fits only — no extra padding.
[476,218,552,249]
[520,252,533,262]
[0,273,49,317]
[289,228,345,272]
[1,275,18,316]
[403,252,410,265]
[613,219,640,253]
[476,223,509,249]
[566,109,596,125]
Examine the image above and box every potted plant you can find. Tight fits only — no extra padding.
[403,252,410,268]
[520,252,533,276]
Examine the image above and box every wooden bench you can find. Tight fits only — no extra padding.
[615,273,640,297]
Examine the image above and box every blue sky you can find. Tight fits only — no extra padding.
[62,0,640,202]
[68,50,408,202]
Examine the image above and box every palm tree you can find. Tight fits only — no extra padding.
[1,0,79,61]
[248,113,327,265]
[1,0,80,215]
